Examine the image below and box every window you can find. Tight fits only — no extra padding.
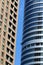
[35,53,40,56]
[12,25,16,30]
[10,58,13,63]
[10,51,13,56]
[14,13,17,18]
[10,15,12,20]
[3,32,6,36]
[7,41,10,46]
[34,58,40,61]
[9,22,12,27]
[13,19,16,24]
[2,2,4,7]
[0,14,3,19]
[10,10,13,14]
[4,25,6,30]
[1,8,4,13]
[1,52,4,57]
[14,7,17,12]
[12,31,15,36]
[6,61,11,65]
[1,59,3,64]
[6,55,9,60]
[5,13,8,17]
[11,4,14,9]
[11,0,14,3]
[3,38,5,43]
[4,18,7,23]
[11,38,15,43]
[6,48,9,53]
[8,34,11,39]
[0,28,1,33]
[0,21,2,26]
[11,44,14,50]
[2,44,4,50]
[8,28,11,33]
[35,48,41,51]
[14,2,18,7]
[6,6,8,11]
[7,1,9,5]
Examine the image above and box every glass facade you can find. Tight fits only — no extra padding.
[21,0,43,65]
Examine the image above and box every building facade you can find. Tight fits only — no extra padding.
[21,0,43,65]
[0,0,19,65]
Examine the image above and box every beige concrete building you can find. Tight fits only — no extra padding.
[0,0,19,65]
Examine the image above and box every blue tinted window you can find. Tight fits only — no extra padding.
[23,31,43,39]
[25,7,43,16]
[24,22,42,30]
[23,36,43,44]
[24,17,43,25]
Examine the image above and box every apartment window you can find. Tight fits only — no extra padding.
[1,52,4,57]
[3,31,6,36]
[2,2,4,7]
[11,0,14,3]
[10,15,12,20]
[0,14,3,19]
[34,58,40,61]
[11,38,14,43]
[5,13,8,17]
[8,28,11,33]
[1,8,4,13]
[3,38,5,43]
[36,43,40,46]
[12,25,16,30]
[11,44,14,50]
[2,44,4,50]
[7,41,10,46]
[7,48,9,53]
[13,19,16,24]
[35,48,41,51]
[14,2,18,7]
[10,51,13,56]
[14,7,17,12]
[0,28,1,33]
[4,25,7,30]
[35,53,40,56]
[14,13,17,18]
[1,59,3,64]
[4,18,7,23]
[8,34,11,39]
[9,22,12,27]
[10,10,13,14]
[12,31,15,36]
[0,21,2,26]
[7,1,9,5]
[6,61,11,65]
[6,54,9,60]
[10,58,13,63]
[11,4,14,9]
[6,6,8,11]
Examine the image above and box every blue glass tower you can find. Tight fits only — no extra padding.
[21,0,43,65]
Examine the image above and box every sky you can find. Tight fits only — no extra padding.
[15,0,24,65]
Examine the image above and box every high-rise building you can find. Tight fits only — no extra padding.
[21,0,43,65]
[0,0,19,65]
